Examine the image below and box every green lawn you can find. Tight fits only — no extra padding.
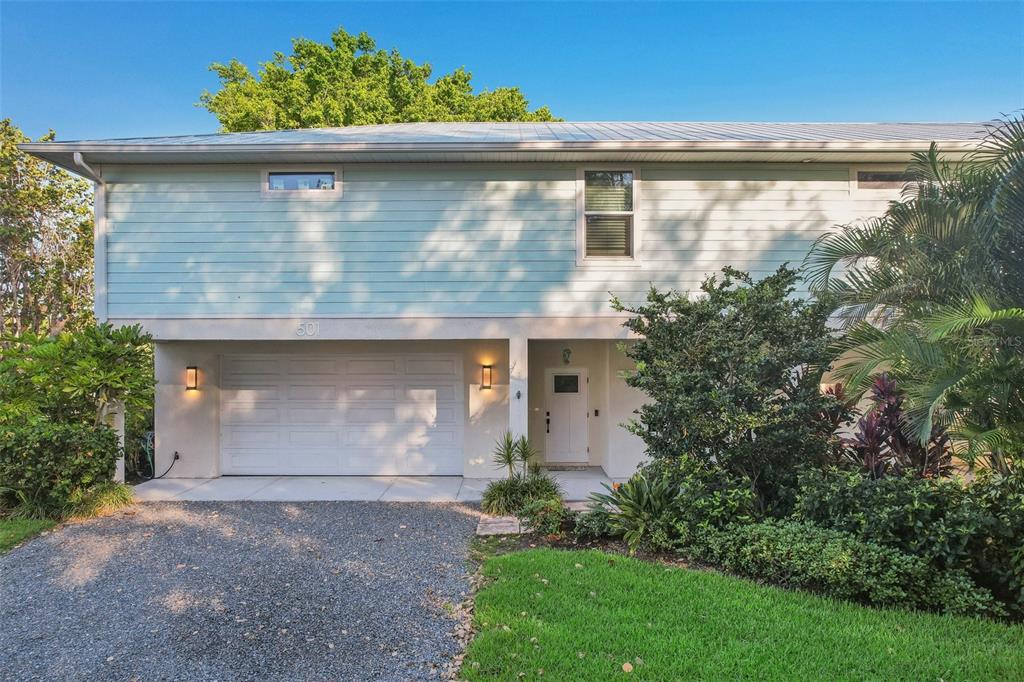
[0,518,55,553]
[462,549,1024,681]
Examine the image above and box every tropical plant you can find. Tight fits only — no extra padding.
[841,374,952,478]
[200,26,558,132]
[480,471,562,516]
[806,117,1024,471]
[613,266,848,513]
[0,323,153,428]
[481,433,561,515]
[589,472,679,553]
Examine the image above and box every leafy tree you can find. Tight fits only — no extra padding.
[613,266,845,514]
[1,119,94,341]
[200,26,559,131]
[806,117,1024,471]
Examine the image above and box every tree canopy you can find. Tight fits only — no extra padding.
[199,26,559,131]
[1,119,94,342]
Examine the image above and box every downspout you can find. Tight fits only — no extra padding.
[73,152,124,481]
[72,152,108,323]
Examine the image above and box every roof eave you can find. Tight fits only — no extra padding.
[18,139,981,177]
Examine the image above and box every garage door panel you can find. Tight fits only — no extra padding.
[288,406,346,425]
[223,358,282,376]
[288,384,339,400]
[348,385,398,400]
[220,352,464,475]
[347,358,400,374]
[407,358,459,374]
[287,358,336,374]
[223,428,281,448]
[221,387,280,402]
[288,430,339,447]
[222,405,281,425]
[406,384,459,402]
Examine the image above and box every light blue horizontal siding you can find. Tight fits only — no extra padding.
[104,162,854,317]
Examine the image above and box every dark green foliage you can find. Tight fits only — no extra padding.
[689,520,1003,618]
[795,468,1024,615]
[589,472,678,553]
[518,497,570,536]
[0,323,154,478]
[481,472,562,516]
[614,266,846,513]
[0,420,120,517]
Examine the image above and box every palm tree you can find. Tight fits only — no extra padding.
[806,116,1024,472]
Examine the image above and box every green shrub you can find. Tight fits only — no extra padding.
[518,497,570,536]
[590,472,678,553]
[689,519,1003,618]
[794,468,1024,616]
[613,266,848,514]
[481,472,563,516]
[649,455,756,545]
[572,506,613,541]
[0,419,121,518]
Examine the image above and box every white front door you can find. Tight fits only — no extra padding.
[544,368,589,463]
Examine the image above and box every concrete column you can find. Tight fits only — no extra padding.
[509,336,529,439]
[105,400,126,483]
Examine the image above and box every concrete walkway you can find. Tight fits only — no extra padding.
[133,468,615,503]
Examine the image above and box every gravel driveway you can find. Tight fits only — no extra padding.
[0,502,481,681]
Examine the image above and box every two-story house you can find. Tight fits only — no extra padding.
[23,122,984,483]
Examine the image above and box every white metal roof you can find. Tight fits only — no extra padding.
[21,121,993,178]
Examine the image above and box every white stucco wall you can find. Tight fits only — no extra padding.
[153,337,647,480]
[154,339,508,479]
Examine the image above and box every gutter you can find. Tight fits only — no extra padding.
[72,151,103,182]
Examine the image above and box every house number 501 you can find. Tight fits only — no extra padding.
[296,321,320,337]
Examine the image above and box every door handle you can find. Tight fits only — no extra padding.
[546,417,550,433]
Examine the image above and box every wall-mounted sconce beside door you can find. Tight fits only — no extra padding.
[185,366,199,391]
[481,365,493,390]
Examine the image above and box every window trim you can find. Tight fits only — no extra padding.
[260,166,343,199]
[576,166,642,266]
[849,164,909,195]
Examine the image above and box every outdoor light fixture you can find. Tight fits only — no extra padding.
[185,366,199,391]
[481,365,493,389]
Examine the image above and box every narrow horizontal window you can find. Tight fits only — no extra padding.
[268,171,336,191]
[584,170,634,258]
[857,171,909,190]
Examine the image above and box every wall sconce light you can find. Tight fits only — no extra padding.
[185,366,199,391]
[481,365,493,390]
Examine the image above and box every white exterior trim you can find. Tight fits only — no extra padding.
[110,315,637,342]
[93,179,108,322]
[259,166,343,200]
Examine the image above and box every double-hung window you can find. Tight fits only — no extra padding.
[579,169,637,261]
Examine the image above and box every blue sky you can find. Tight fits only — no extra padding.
[2,1,1022,140]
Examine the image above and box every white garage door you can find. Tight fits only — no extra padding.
[219,353,464,475]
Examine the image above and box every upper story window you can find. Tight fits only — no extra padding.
[856,170,909,190]
[268,171,335,191]
[582,170,635,259]
[261,168,342,198]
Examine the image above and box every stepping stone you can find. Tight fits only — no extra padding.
[476,516,521,536]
